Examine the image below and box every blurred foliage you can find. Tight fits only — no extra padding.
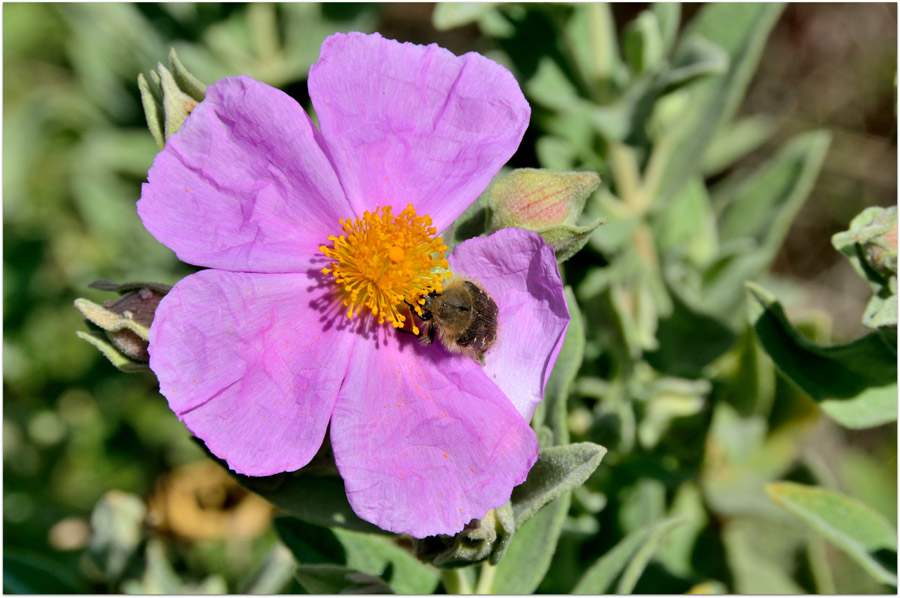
[4,2,897,594]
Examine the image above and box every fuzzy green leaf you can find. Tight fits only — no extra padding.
[511,442,606,528]
[572,516,689,594]
[651,3,784,203]
[622,10,664,75]
[766,482,898,586]
[491,493,570,593]
[703,131,831,317]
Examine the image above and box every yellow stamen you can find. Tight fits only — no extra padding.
[319,204,451,330]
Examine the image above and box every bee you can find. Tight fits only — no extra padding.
[416,277,499,362]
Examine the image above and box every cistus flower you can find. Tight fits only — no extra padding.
[137,32,569,538]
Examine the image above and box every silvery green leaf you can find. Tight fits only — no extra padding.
[766,482,897,586]
[432,2,499,31]
[491,494,570,593]
[542,220,606,262]
[651,2,681,57]
[721,518,806,594]
[659,34,728,92]
[75,330,150,373]
[565,3,626,93]
[167,47,206,102]
[703,131,831,319]
[649,3,784,203]
[572,516,689,594]
[137,73,165,150]
[701,115,776,176]
[622,10,664,75]
[511,442,607,528]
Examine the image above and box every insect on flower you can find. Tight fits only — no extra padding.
[416,277,499,363]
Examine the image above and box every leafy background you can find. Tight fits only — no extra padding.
[3,2,896,594]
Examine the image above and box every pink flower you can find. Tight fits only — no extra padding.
[137,32,569,538]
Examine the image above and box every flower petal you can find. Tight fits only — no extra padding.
[138,76,349,273]
[448,228,569,419]
[149,269,355,476]
[330,331,538,538]
[309,32,530,231]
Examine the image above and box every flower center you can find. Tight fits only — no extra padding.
[319,204,451,334]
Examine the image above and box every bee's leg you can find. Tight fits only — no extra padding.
[418,324,435,346]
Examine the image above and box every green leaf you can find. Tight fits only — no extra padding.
[294,564,393,594]
[645,286,737,379]
[240,545,298,595]
[721,518,807,594]
[274,517,439,594]
[511,442,606,527]
[659,34,728,92]
[622,10,664,75]
[540,220,606,262]
[572,516,689,594]
[231,471,388,535]
[651,2,681,57]
[703,131,831,316]
[652,176,718,268]
[432,3,499,31]
[701,115,776,176]
[649,3,784,203]
[718,131,831,251]
[766,482,898,586]
[274,516,346,565]
[747,282,898,429]
[3,550,86,594]
[167,47,205,102]
[332,529,439,594]
[654,483,708,577]
[491,493,570,593]
[565,3,625,93]
[137,72,165,150]
[75,330,150,373]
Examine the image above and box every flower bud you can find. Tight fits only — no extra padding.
[74,280,170,372]
[138,49,206,150]
[489,168,603,261]
[832,205,898,281]
[412,504,515,568]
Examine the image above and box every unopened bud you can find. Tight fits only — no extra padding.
[833,205,898,280]
[489,168,604,261]
[412,504,515,568]
[138,49,206,150]
[74,280,171,372]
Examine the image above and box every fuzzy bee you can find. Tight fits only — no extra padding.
[416,277,499,362]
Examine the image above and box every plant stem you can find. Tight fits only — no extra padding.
[474,562,497,595]
[442,568,474,595]
[608,142,645,214]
